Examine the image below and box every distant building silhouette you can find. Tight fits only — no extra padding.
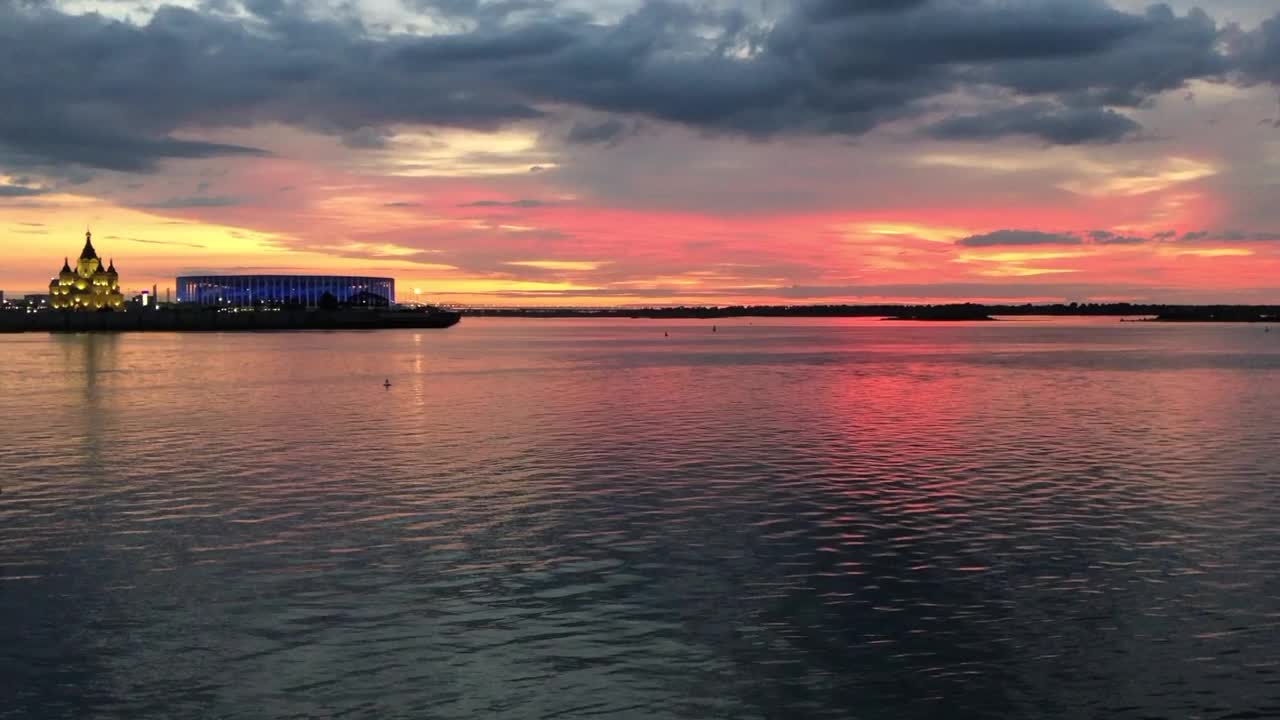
[49,231,124,311]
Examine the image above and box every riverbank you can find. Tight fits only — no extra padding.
[0,307,461,333]
[460,303,1278,322]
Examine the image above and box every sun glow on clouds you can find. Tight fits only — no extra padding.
[5,167,1271,304]
[1062,158,1218,197]
[0,188,447,292]
[955,249,1094,278]
[840,222,969,244]
[425,278,603,294]
[915,151,1218,198]
[1162,247,1254,258]
[376,129,558,178]
[974,266,1081,277]
[1,193,286,258]
[310,195,450,232]
[1,110,1272,305]
[612,276,714,288]
[314,241,441,259]
[959,250,1093,263]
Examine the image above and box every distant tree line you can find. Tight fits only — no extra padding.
[460,303,1280,322]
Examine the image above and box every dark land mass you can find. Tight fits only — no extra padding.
[0,307,461,333]
[463,303,1280,322]
[883,305,996,321]
[5,304,1276,333]
[1149,306,1280,322]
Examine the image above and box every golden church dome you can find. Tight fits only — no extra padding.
[51,231,126,311]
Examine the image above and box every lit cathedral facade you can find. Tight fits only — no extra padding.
[50,231,125,311]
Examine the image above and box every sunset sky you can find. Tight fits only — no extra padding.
[1,0,1278,305]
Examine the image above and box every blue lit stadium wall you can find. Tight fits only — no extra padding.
[176,275,395,307]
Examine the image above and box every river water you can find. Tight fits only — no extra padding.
[1,318,1278,719]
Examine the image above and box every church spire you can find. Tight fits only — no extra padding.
[80,230,98,260]
[61,257,70,273]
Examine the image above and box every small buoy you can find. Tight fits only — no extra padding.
[383,379,392,388]
[664,331,668,337]
[712,325,717,332]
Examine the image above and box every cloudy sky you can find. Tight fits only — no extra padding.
[1,0,1278,304]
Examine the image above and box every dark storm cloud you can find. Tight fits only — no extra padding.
[0,0,1277,172]
[925,102,1141,144]
[393,22,577,64]
[566,118,631,145]
[958,230,1082,247]
[399,0,562,24]
[1231,11,1280,83]
[981,5,1228,107]
[0,1,542,172]
[0,117,266,172]
[799,0,932,20]
[770,1,1146,73]
[340,126,395,149]
[242,0,286,19]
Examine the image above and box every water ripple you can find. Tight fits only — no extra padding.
[1,319,1278,719]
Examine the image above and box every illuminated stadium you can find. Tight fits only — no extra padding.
[176,275,395,308]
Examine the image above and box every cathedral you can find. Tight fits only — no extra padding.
[49,231,125,311]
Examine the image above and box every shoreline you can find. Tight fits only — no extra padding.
[5,303,1277,332]
[0,307,461,333]
[458,303,1278,323]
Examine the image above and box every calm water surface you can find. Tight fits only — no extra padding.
[2,318,1279,719]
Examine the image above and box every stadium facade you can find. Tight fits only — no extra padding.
[176,275,395,308]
